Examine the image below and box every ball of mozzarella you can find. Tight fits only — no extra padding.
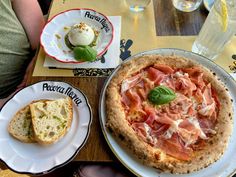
[68,23,95,46]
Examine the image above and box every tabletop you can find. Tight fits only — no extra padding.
[26,0,209,162]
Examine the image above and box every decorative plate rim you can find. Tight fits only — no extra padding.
[0,80,92,175]
[40,8,114,64]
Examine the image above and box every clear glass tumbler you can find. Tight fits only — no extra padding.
[192,0,236,60]
[172,0,203,12]
[126,0,151,12]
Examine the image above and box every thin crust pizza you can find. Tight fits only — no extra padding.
[105,55,233,174]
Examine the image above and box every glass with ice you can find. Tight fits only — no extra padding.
[192,0,236,60]
[172,0,203,12]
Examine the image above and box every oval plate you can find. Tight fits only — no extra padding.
[0,81,92,175]
[40,8,114,63]
[99,48,236,177]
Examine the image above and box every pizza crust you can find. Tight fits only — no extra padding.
[105,55,233,174]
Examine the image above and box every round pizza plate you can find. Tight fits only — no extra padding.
[99,48,236,177]
[0,81,92,175]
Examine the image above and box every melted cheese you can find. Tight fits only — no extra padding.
[143,123,154,143]
[188,117,207,140]
[198,102,216,117]
[174,71,189,78]
[121,74,141,93]
[163,119,182,139]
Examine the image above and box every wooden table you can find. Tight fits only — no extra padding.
[154,0,207,35]
[27,0,208,162]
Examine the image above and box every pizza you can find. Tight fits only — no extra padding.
[105,55,233,174]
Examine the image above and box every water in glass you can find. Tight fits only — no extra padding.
[172,0,203,12]
[192,0,236,60]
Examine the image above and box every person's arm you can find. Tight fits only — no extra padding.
[0,1,45,108]
[11,0,45,50]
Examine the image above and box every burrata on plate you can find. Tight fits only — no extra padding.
[68,22,95,46]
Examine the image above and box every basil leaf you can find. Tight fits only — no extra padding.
[74,45,97,62]
[148,86,176,105]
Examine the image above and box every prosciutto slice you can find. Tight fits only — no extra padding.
[147,67,166,85]
[122,65,220,161]
[158,133,193,161]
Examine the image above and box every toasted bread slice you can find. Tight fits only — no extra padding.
[8,105,36,143]
[30,97,73,145]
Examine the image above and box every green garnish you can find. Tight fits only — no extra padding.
[148,86,176,105]
[61,123,66,129]
[53,116,61,122]
[64,30,99,62]
[39,114,46,119]
[74,45,97,62]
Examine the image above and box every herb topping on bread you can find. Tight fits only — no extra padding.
[8,105,35,143]
[30,97,73,145]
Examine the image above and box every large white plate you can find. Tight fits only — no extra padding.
[40,8,114,63]
[99,48,236,177]
[0,81,92,175]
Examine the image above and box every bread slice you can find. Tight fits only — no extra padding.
[8,105,36,143]
[30,97,73,145]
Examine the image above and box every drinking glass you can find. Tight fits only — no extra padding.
[126,0,151,12]
[192,0,236,60]
[172,0,203,12]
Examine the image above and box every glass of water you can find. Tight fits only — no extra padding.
[172,0,203,12]
[126,0,151,12]
[192,0,236,60]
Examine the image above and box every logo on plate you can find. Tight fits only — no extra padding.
[84,11,110,32]
[42,83,82,106]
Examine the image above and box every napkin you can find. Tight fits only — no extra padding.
[43,16,121,69]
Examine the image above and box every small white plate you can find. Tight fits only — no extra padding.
[99,48,236,177]
[0,81,92,175]
[40,8,114,63]
[204,0,215,11]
